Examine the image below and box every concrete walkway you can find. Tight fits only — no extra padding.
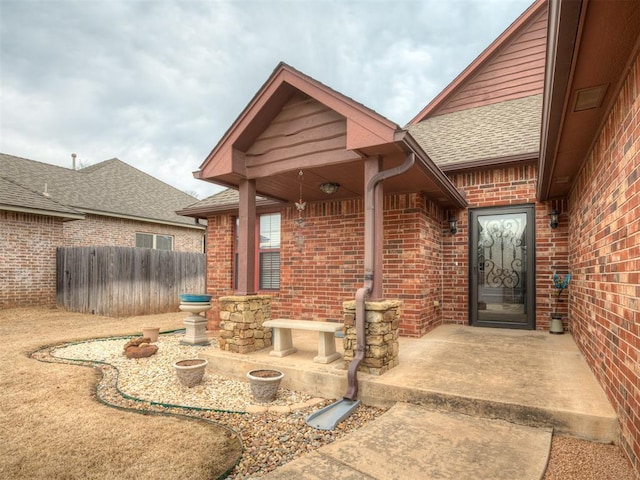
[200,324,617,479]
[261,403,552,480]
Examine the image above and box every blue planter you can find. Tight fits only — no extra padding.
[179,294,212,303]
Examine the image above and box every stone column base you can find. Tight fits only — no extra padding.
[343,299,401,375]
[218,295,272,354]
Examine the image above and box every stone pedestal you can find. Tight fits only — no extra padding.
[218,295,272,354]
[179,302,212,346]
[342,299,401,375]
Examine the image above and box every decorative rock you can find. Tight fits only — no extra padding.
[123,337,158,359]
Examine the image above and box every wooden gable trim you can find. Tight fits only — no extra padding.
[408,0,547,125]
[196,62,400,182]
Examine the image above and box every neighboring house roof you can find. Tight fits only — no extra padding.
[0,153,203,228]
[0,176,83,219]
[407,94,542,169]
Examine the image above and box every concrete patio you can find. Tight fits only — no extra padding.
[200,324,618,479]
[201,323,617,442]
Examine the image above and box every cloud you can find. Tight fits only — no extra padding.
[0,0,532,199]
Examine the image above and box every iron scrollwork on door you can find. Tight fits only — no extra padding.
[477,217,525,291]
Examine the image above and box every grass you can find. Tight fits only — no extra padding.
[0,307,241,480]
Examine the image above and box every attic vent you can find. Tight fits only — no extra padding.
[554,176,571,184]
[574,84,608,112]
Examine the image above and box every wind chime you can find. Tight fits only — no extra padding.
[294,170,306,250]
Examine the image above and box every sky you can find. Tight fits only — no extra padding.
[1,0,533,200]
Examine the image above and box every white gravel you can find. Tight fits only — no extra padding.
[51,333,314,412]
[39,333,386,479]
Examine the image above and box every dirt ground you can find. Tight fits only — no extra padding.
[0,306,636,479]
[0,306,241,480]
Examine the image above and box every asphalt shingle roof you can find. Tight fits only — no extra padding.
[0,153,200,226]
[406,94,542,167]
[0,176,82,217]
[179,188,276,215]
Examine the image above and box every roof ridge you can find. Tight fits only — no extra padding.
[0,152,76,172]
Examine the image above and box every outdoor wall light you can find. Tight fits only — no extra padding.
[319,182,340,195]
[448,215,458,234]
[549,209,559,229]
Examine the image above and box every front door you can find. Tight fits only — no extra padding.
[470,205,535,329]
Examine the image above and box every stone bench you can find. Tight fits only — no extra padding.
[262,319,344,364]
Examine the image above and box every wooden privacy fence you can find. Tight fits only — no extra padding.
[57,246,206,317]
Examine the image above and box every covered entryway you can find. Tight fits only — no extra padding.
[187,62,468,337]
[469,205,535,329]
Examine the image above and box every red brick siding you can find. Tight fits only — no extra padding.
[63,214,204,252]
[443,165,570,329]
[568,53,640,472]
[204,214,236,330]
[204,193,444,336]
[0,211,63,308]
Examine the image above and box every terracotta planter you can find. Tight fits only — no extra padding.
[549,314,564,334]
[173,358,208,387]
[246,369,284,403]
[142,327,159,343]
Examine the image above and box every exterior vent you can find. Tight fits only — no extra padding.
[574,85,608,111]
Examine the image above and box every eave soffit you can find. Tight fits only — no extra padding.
[538,0,640,200]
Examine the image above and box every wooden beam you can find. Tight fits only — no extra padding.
[237,179,256,295]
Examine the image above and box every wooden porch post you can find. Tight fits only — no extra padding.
[365,156,384,300]
[237,178,256,295]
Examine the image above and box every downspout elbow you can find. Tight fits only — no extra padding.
[344,283,371,401]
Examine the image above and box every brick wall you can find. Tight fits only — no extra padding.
[63,214,204,252]
[204,214,236,330]
[443,164,570,329]
[568,53,640,472]
[204,193,445,336]
[0,211,63,308]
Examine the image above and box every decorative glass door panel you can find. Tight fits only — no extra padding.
[470,206,535,329]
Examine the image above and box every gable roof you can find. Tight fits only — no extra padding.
[0,153,203,227]
[195,62,401,185]
[405,0,546,169]
[409,0,547,124]
[191,62,466,211]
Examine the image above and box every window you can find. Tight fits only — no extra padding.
[136,233,173,250]
[259,213,281,290]
[234,213,281,290]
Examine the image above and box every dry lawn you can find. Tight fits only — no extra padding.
[0,307,241,480]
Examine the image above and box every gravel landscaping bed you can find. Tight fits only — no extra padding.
[34,332,385,479]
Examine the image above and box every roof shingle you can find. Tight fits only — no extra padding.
[407,94,542,167]
[0,153,201,226]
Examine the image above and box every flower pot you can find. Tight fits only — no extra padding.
[142,327,159,343]
[246,369,284,403]
[173,358,208,387]
[549,315,564,334]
